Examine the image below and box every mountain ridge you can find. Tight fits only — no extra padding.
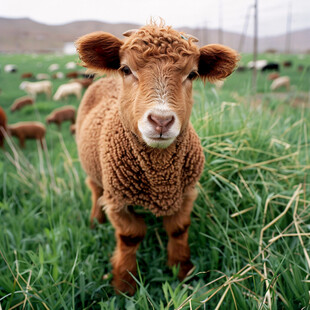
[0,17,309,54]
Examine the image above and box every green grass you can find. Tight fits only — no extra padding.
[0,53,310,309]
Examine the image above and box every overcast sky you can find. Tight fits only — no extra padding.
[2,0,310,37]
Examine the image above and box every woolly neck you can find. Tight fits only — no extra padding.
[101,108,204,216]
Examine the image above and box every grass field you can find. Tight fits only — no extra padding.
[0,52,310,309]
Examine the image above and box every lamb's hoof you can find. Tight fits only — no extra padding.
[112,277,136,296]
[178,260,195,280]
[90,215,107,229]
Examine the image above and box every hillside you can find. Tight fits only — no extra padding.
[0,17,309,53]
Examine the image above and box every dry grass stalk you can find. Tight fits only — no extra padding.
[259,184,303,309]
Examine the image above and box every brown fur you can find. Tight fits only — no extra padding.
[75,22,238,295]
[66,71,79,78]
[0,107,7,148]
[7,121,46,149]
[267,72,280,80]
[70,124,76,135]
[46,106,76,129]
[10,96,35,112]
[71,78,94,88]
[21,72,34,79]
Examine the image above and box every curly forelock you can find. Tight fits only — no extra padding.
[121,23,199,64]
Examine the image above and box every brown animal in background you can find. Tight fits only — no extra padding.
[267,72,280,80]
[21,72,34,79]
[283,61,292,68]
[0,107,7,148]
[46,105,76,129]
[10,96,35,112]
[70,124,76,135]
[7,121,46,149]
[75,21,238,295]
[71,78,94,88]
[66,71,79,79]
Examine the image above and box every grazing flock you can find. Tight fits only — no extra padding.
[0,53,304,151]
[1,61,94,149]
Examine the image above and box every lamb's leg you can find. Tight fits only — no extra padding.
[19,136,25,148]
[163,188,197,280]
[86,177,105,228]
[106,206,147,295]
[39,138,45,149]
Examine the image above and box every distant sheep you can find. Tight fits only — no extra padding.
[7,121,46,149]
[71,78,94,88]
[66,71,79,79]
[262,63,279,72]
[36,73,50,80]
[267,72,280,80]
[4,64,17,73]
[65,61,77,69]
[270,76,290,91]
[0,107,7,148]
[53,82,82,101]
[247,60,267,70]
[20,81,52,99]
[283,61,292,68]
[70,124,76,135]
[52,72,64,79]
[21,72,34,79]
[46,105,76,129]
[11,96,35,112]
[48,64,60,72]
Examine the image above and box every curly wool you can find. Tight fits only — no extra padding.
[76,78,205,216]
[121,23,199,65]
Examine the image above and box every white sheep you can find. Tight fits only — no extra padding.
[4,64,17,73]
[52,72,64,79]
[65,61,76,69]
[270,76,290,91]
[48,64,60,72]
[36,73,50,80]
[247,60,268,70]
[53,82,83,101]
[19,81,52,99]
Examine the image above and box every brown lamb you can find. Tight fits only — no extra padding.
[46,106,76,129]
[0,106,7,148]
[71,78,94,88]
[10,96,35,112]
[75,21,238,295]
[7,121,46,149]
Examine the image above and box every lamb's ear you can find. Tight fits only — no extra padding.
[198,44,239,82]
[75,32,123,73]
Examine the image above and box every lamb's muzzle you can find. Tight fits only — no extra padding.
[138,104,180,148]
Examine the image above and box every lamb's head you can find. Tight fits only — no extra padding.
[19,81,28,90]
[76,22,238,148]
[46,114,53,124]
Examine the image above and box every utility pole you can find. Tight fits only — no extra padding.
[285,1,292,54]
[238,5,253,52]
[252,0,258,93]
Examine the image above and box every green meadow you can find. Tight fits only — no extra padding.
[0,53,309,309]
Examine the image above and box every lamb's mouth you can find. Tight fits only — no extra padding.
[143,136,175,149]
[151,136,171,141]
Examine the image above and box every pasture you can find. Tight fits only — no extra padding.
[0,52,310,309]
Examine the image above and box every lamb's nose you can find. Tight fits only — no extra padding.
[148,114,175,135]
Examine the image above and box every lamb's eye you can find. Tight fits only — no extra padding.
[120,65,132,76]
[187,71,198,81]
